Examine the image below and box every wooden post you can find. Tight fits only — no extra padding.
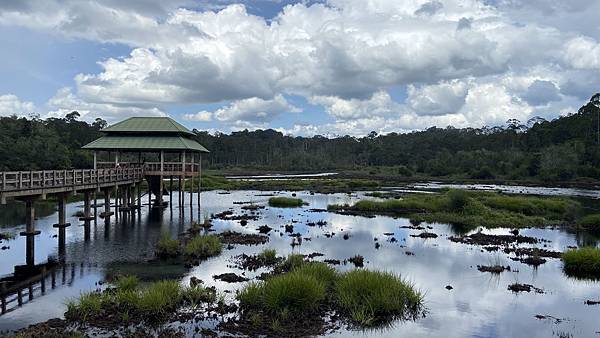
[189,153,194,209]
[93,151,97,170]
[170,176,173,209]
[181,151,186,208]
[23,198,36,267]
[198,154,202,207]
[115,152,119,168]
[159,151,164,205]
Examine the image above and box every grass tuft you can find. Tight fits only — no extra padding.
[184,235,222,259]
[578,214,600,233]
[156,233,181,258]
[562,247,600,277]
[335,269,423,327]
[268,197,305,208]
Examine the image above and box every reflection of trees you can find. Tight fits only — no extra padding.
[0,201,56,227]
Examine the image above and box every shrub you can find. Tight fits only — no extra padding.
[562,247,600,276]
[268,197,304,208]
[578,214,600,232]
[335,270,423,327]
[184,235,222,259]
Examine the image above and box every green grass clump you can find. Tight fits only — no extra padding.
[562,247,600,277]
[578,214,600,232]
[156,233,181,258]
[238,270,327,318]
[335,270,423,327]
[184,235,222,259]
[66,292,103,322]
[65,279,216,325]
[328,190,582,229]
[114,275,139,291]
[237,263,423,333]
[257,248,278,265]
[277,253,306,272]
[268,197,305,208]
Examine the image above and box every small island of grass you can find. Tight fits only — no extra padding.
[328,189,581,229]
[268,197,305,208]
[233,257,423,335]
[562,247,600,278]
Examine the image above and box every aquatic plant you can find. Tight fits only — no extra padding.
[65,279,216,325]
[335,270,423,327]
[257,248,278,265]
[577,214,600,233]
[184,234,222,259]
[155,233,181,258]
[114,275,139,291]
[562,247,600,277]
[268,197,305,207]
[328,190,582,229]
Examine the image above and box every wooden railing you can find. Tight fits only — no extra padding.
[0,167,144,192]
[144,162,199,173]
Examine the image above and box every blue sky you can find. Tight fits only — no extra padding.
[0,0,598,136]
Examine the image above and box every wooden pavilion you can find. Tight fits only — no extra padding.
[82,116,209,208]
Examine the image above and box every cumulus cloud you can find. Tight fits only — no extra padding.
[408,80,469,115]
[0,94,36,117]
[197,94,301,122]
[0,0,599,135]
[46,87,165,122]
[521,80,560,106]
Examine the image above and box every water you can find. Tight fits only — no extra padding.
[404,182,600,199]
[0,190,599,337]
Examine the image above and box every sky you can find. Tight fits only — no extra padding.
[0,0,599,137]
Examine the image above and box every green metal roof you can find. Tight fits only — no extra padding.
[102,117,195,136]
[82,135,209,153]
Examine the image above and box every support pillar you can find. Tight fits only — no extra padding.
[169,176,173,210]
[159,151,164,206]
[52,194,71,258]
[20,198,41,267]
[198,154,202,207]
[114,185,119,221]
[100,188,114,219]
[189,153,194,211]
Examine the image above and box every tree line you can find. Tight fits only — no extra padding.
[1,95,600,183]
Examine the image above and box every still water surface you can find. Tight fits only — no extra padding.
[0,190,599,337]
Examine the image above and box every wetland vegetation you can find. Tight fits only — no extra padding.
[328,189,582,229]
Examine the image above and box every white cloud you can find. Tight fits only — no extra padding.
[0,0,598,135]
[310,91,399,120]
[0,94,36,117]
[45,87,165,122]
[408,80,469,115]
[209,94,300,122]
[184,111,213,122]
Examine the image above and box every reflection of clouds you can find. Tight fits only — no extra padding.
[1,191,599,336]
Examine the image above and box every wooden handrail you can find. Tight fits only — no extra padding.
[0,167,144,192]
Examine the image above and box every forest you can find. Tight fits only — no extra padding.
[1,94,600,183]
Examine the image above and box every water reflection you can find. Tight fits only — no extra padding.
[0,191,598,337]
